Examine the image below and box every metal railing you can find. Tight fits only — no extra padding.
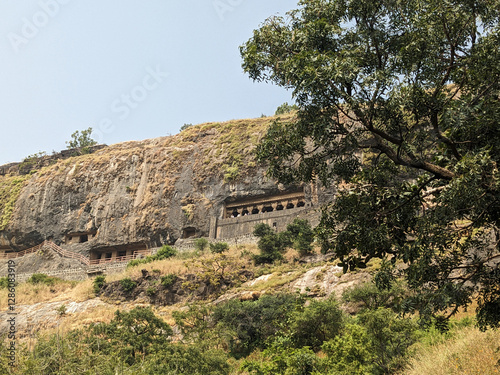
[0,241,153,267]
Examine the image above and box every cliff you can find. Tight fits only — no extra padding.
[0,114,332,256]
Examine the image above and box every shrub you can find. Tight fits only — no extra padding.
[119,278,137,293]
[154,245,177,260]
[358,308,418,374]
[88,307,173,365]
[93,275,106,294]
[286,218,314,256]
[194,238,209,252]
[342,280,408,313]
[212,294,301,358]
[253,223,291,265]
[127,245,177,268]
[161,274,178,288]
[0,276,9,289]
[146,287,157,297]
[27,273,57,286]
[289,297,344,351]
[321,323,372,375]
[275,102,298,115]
[209,242,229,254]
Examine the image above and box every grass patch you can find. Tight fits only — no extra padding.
[0,174,30,230]
[406,326,500,375]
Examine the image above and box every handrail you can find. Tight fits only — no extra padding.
[0,240,153,267]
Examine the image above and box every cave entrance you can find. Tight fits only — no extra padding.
[182,227,197,239]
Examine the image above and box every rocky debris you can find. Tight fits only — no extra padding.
[298,252,336,264]
[290,265,371,298]
[243,273,273,287]
[213,290,261,305]
[0,298,108,338]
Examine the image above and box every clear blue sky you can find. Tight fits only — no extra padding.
[0,0,298,165]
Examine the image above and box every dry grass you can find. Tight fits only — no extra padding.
[0,279,78,309]
[405,326,500,375]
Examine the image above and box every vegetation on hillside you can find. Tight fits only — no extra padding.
[242,0,500,329]
[0,174,30,230]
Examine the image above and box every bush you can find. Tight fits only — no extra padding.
[154,245,177,260]
[286,218,314,256]
[161,274,178,288]
[0,276,9,289]
[146,287,157,297]
[194,238,209,252]
[289,297,344,351]
[209,242,229,254]
[127,245,177,268]
[93,275,106,294]
[275,102,298,115]
[321,323,372,375]
[243,346,319,375]
[253,223,291,265]
[212,294,301,357]
[119,278,137,293]
[359,308,418,374]
[27,273,57,286]
[342,280,408,313]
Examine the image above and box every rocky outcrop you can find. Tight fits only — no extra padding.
[1,114,332,255]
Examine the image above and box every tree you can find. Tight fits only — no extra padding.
[275,102,299,115]
[66,127,97,154]
[241,0,500,328]
[253,223,292,264]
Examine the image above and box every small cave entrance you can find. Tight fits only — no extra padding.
[65,231,96,245]
[182,227,197,239]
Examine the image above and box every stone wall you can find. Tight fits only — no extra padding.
[215,206,320,239]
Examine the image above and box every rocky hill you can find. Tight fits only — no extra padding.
[0,114,333,261]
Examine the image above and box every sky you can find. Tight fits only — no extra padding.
[0,0,299,165]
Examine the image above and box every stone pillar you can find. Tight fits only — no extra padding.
[209,217,218,239]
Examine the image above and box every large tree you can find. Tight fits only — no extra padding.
[241,0,500,328]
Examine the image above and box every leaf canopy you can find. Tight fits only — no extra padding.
[241,0,500,328]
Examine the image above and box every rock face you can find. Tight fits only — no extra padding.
[0,115,335,257]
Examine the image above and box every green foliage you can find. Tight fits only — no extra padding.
[161,273,178,288]
[242,346,320,375]
[0,175,30,230]
[242,0,500,328]
[180,123,193,132]
[209,241,229,254]
[173,303,217,344]
[212,293,301,358]
[93,275,106,294]
[288,297,343,351]
[56,304,67,316]
[194,237,209,252]
[321,324,372,375]
[88,307,172,365]
[0,277,9,289]
[127,245,177,268]
[358,308,418,374]
[286,218,314,256]
[119,277,137,293]
[5,307,229,374]
[19,151,47,174]
[253,223,291,264]
[27,273,58,286]
[223,162,240,182]
[146,287,156,296]
[275,102,298,116]
[343,279,409,313]
[66,127,97,153]
[253,220,314,263]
